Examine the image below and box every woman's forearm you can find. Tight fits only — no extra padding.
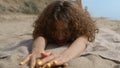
[61,36,88,61]
[32,36,46,54]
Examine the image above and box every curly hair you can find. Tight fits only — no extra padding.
[33,1,98,42]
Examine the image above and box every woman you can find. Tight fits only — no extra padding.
[20,0,97,68]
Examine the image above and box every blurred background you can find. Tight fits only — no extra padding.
[0,0,120,36]
[82,0,120,20]
[0,0,119,20]
[0,0,55,14]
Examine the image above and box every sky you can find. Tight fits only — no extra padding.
[82,0,120,20]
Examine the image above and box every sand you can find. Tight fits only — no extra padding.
[0,14,120,68]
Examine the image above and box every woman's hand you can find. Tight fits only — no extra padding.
[19,36,47,68]
[37,53,69,68]
[43,56,68,68]
[37,36,88,68]
[19,51,51,68]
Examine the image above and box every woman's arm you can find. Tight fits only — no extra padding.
[32,36,46,54]
[40,36,88,67]
[60,36,88,62]
[20,36,47,68]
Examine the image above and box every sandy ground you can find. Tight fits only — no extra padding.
[0,14,120,48]
[0,14,120,68]
[95,18,120,34]
[0,14,35,49]
[0,14,120,37]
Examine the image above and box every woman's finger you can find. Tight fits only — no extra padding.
[45,60,68,68]
[48,57,68,67]
[36,59,43,66]
[19,54,32,65]
[41,52,52,58]
[30,56,36,68]
[41,53,57,65]
[36,52,52,68]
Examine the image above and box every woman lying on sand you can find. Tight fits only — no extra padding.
[20,0,98,68]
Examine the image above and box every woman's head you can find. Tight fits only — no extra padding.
[33,0,98,43]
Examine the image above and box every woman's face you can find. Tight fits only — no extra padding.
[51,21,71,45]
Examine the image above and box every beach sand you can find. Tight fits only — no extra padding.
[0,14,120,68]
